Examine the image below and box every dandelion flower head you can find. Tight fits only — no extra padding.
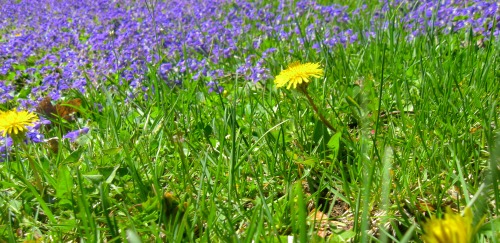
[274,62,323,89]
[0,109,39,137]
[422,207,476,243]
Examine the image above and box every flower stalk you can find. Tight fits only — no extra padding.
[297,84,336,133]
[18,141,44,192]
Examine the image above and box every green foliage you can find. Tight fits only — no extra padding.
[1,1,499,242]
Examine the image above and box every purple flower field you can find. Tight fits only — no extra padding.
[1,0,497,146]
[1,0,498,104]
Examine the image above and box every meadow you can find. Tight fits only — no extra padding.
[0,0,499,242]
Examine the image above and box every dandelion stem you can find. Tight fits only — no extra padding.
[299,86,336,133]
[19,142,44,193]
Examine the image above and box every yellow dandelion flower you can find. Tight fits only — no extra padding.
[422,207,476,243]
[274,62,323,89]
[0,109,39,137]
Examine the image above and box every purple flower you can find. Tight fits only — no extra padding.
[94,103,103,112]
[63,127,90,142]
[207,81,223,94]
[159,62,173,81]
[27,131,44,143]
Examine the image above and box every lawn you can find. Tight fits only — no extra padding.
[0,0,499,242]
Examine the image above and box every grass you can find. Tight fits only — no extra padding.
[1,1,499,242]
